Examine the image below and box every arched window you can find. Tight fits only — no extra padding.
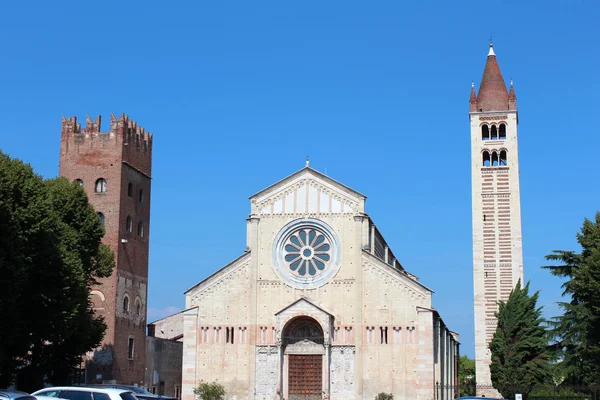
[128,182,133,198]
[481,125,490,140]
[123,295,130,313]
[499,124,507,140]
[136,299,142,316]
[492,151,499,166]
[500,150,507,166]
[126,216,132,232]
[137,221,144,237]
[95,178,107,193]
[139,189,144,204]
[98,212,105,227]
[491,125,498,140]
[483,151,491,167]
[75,179,83,187]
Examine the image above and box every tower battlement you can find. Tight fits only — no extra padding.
[60,113,153,177]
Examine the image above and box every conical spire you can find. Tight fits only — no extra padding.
[476,43,509,112]
[508,79,517,110]
[470,82,478,112]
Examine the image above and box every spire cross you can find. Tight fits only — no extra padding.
[489,32,493,47]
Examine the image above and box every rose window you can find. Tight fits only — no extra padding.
[283,228,331,277]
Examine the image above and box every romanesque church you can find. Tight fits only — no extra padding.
[181,165,459,400]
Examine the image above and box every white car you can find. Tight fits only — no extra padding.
[32,387,137,400]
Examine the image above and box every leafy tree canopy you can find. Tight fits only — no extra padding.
[459,355,476,396]
[543,212,600,385]
[490,280,552,399]
[0,151,114,390]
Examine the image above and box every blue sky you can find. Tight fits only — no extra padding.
[1,0,599,357]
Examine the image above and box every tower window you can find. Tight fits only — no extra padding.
[500,150,507,166]
[491,125,498,140]
[481,125,490,140]
[136,299,142,316]
[95,178,107,193]
[98,212,105,227]
[123,295,130,313]
[483,151,491,167]
[137,221,144,237]
[75,179,84,187]
[128,182,133,198]
[499,124,507,140]
[126,216,132,232]
[492,151,499,166]
[139,189,144,204]
[128,337,134,359]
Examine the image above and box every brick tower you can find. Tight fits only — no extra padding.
[470,44,524,395]
[59,114,153,385]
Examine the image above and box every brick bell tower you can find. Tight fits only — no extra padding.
[59,114,153,385]
[470,44,524,395]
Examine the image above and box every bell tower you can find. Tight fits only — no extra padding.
[470,44,524,395]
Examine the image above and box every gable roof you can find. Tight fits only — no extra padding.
[250,166,366,201]
[275,297,334,317]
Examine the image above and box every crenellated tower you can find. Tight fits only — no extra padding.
[470,44,524,395]
[59,113,153,385]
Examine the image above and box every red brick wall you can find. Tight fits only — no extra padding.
[59,114,152,385]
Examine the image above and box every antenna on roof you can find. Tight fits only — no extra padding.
[305,155,310,168]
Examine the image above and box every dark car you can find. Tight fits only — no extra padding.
[83,386,175,400]
[0,390,36,400]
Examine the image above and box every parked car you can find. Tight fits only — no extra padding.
[32,387,137,400]
[83,386,175,400]
[0,390,36,400]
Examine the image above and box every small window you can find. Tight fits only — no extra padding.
[128,182,133,198]
[481,125,490,140]
[75,179,84,187]
[137,221,144,237]
[123,296,130,312]
[126,216,132,232]
[492,151,499,166]
[136,300,142,316]
[499,123,507,140]
[93,393,111,400]
[128,337,135,359]
[139,188,144,204]
[491,125,498,140]
[500,150,507,166]
[483,151,491,167]
[98,212,105,227]
[95,178,107,193]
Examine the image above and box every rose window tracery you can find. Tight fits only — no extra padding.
[284,229,332,277]
[273,218,340,289]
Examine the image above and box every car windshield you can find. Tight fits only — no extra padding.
[125,388,151,395]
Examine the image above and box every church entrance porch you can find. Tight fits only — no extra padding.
[282,316,326,400]
[288,355,322,400]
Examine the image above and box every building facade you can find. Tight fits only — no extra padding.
[146,312,184,398]
[470,45,524,394]
[59,114,153,385]
[182,166,459,400]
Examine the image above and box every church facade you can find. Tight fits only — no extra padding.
[181,166,459,400]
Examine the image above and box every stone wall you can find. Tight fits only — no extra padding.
[145,337,183,397]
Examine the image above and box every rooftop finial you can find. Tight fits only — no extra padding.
[305,156,310,168]
[488,32,496,56]
[472,81,475,88]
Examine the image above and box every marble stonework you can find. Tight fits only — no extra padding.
[181,167,459,400]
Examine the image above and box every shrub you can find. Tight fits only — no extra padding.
[193,381,225,400]
[375,393,394,400]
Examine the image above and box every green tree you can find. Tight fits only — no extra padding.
[459,355,476,396]
[193,381,226,400]
[543,212,600,386]
[0,151,114,390]
[489,280,552,399]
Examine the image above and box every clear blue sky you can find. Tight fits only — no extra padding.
[1,1,599,358]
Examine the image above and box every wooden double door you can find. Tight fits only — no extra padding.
[288,354,323,400]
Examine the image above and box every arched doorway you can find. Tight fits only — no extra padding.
[283,317,325,400]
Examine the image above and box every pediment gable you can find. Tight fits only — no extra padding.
[250,167,365,216]
[275,297,334,318]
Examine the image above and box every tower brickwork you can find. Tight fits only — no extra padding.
[59,114,153,385]
[470,45,524,395]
